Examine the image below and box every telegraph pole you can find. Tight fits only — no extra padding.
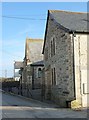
[14,60,15,80]
[5,69,7,78]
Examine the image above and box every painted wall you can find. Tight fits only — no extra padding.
[72,34,89,108]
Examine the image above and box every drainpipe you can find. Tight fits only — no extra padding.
[72,33,82,107]
[72,32,76,98]
[78,36,82,107]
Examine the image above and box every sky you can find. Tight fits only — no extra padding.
[1,2,87,78]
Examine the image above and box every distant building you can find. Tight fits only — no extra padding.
[24,38,44,64]
[14,61,23,81]
[20,38,44,99]
[42,10,89,108]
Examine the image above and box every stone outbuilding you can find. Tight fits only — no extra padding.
[20,38,44,99]
[30,60,44,90]
[42,10,89,108]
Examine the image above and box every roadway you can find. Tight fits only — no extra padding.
[0,91,87,118]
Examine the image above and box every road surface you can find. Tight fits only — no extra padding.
[0,91,87,118]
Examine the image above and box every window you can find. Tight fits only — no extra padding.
[51,41,53,57]
[38,68,42,78]
[51,68,56,86]
[53,38,55,56]
[54,68,56,85]
[45,46,48,60]
[52,69,54,85]
[51,37,56,57]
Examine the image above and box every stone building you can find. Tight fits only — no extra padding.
[42,10,89,108]
[30,60,44,90]
[20,38,44,98]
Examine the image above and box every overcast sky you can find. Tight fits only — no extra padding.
[1,2,87,77]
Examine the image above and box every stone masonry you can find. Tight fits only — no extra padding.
[44,15,75,107]
[43,10,89,108]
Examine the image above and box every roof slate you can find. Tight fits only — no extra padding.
[25,38,43,63]
[31,60,44,66]
[49,10,88,32]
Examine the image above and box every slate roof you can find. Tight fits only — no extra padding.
[30,60,44,66]
[14,61,23,69]
[25,38,43,63]
[42,10,88,54]
[49,10,88,32]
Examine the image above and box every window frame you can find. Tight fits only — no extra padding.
[51,67,56,86]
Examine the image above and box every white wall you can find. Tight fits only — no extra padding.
[74,34,89,108]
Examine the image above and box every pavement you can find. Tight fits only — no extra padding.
[0,90,88,119]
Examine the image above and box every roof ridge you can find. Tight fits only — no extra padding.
[26,38,43,40]
[26,38,43,44]
[49,10,87,14]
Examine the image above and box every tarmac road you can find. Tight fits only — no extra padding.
[0,90,87,119]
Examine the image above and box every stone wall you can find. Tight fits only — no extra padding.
[44,15,75,107]
[20,63,44,100]
[32,66,43,89]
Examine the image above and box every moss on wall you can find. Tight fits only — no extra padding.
[71,100,82,109]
